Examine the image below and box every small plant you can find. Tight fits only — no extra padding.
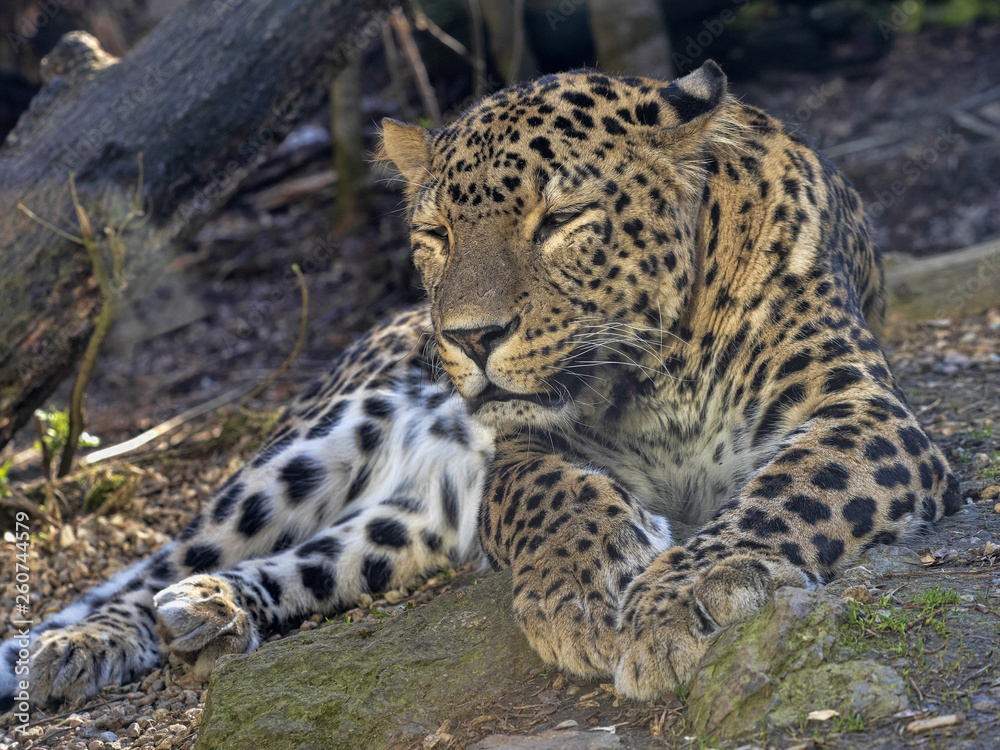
[34,406,100,475]
[673,682,691,702]
[0,460,11,498]
[969,423,994,439]
[845,593,907,643]
[833,711,865,732]
[976,450,1000,481]
[912,586,962,611]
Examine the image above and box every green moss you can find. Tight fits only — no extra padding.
[196,572,543,750]
[685,589,907,738]
[83,472,128,513]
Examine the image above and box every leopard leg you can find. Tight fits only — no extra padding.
[154,476,479,675]
[481,432,673,678]
[614,382,961,699]
[0,308,492,706]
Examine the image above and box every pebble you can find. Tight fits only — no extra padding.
[384,590,404,604]
[840,585,873,604]
[60,524,77,547]
[355,593,373,608]
[127,723,142,739]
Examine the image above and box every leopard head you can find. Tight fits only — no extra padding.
[380,62,735,430]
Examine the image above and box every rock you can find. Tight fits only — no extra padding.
[196,572,543,750]
[685,587,909,737]
[198,575,910,747]
[838,545,923,581]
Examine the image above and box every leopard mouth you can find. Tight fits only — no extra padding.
[468,383,564,413]
[467,364,593,414]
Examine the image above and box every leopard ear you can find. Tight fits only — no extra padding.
[378,118,431,191]
[657,60,728,125]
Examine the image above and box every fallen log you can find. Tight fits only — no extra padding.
[884,238,1000,328]
[0,0,392,452]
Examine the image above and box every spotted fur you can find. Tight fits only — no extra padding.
[0,62,959,708]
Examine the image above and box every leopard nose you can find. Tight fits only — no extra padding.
[443,316,520,371]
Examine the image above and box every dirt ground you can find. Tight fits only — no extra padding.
[1,21,1000,750]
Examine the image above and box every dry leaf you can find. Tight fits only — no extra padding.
[808,709,840,722]
[982,485,1000,500]
[905,713,965,733]
[985,540,999,555]
[554,719,578,730]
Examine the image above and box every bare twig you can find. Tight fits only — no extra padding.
[509,0,527,84]
[949,107,1000,140]
[107,152,145,286]
[80,382,257,466]
[958,83,1000,111]
[33,412,53,484]
[824,131,907,159]
[0,489,62,529]
[381,20,417,121]
[884,567,1000,579]
[26,695,129,729]
[390,8,442,124]
[409,0,470,61]
[15,203,83,245]
[466,0,487,97]
[58,173,118,477]
[19,158,144,477]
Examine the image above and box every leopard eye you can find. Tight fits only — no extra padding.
[535,209,583,245]
[425,225,449,240]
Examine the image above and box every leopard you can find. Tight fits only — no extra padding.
[0,60,961,711]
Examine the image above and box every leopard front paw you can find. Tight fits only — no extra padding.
[614,550,805,699]
[512,570,619,678]
[154,574,259,677]
[31,624,158,705]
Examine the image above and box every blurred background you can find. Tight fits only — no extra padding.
[1,0,998,455]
